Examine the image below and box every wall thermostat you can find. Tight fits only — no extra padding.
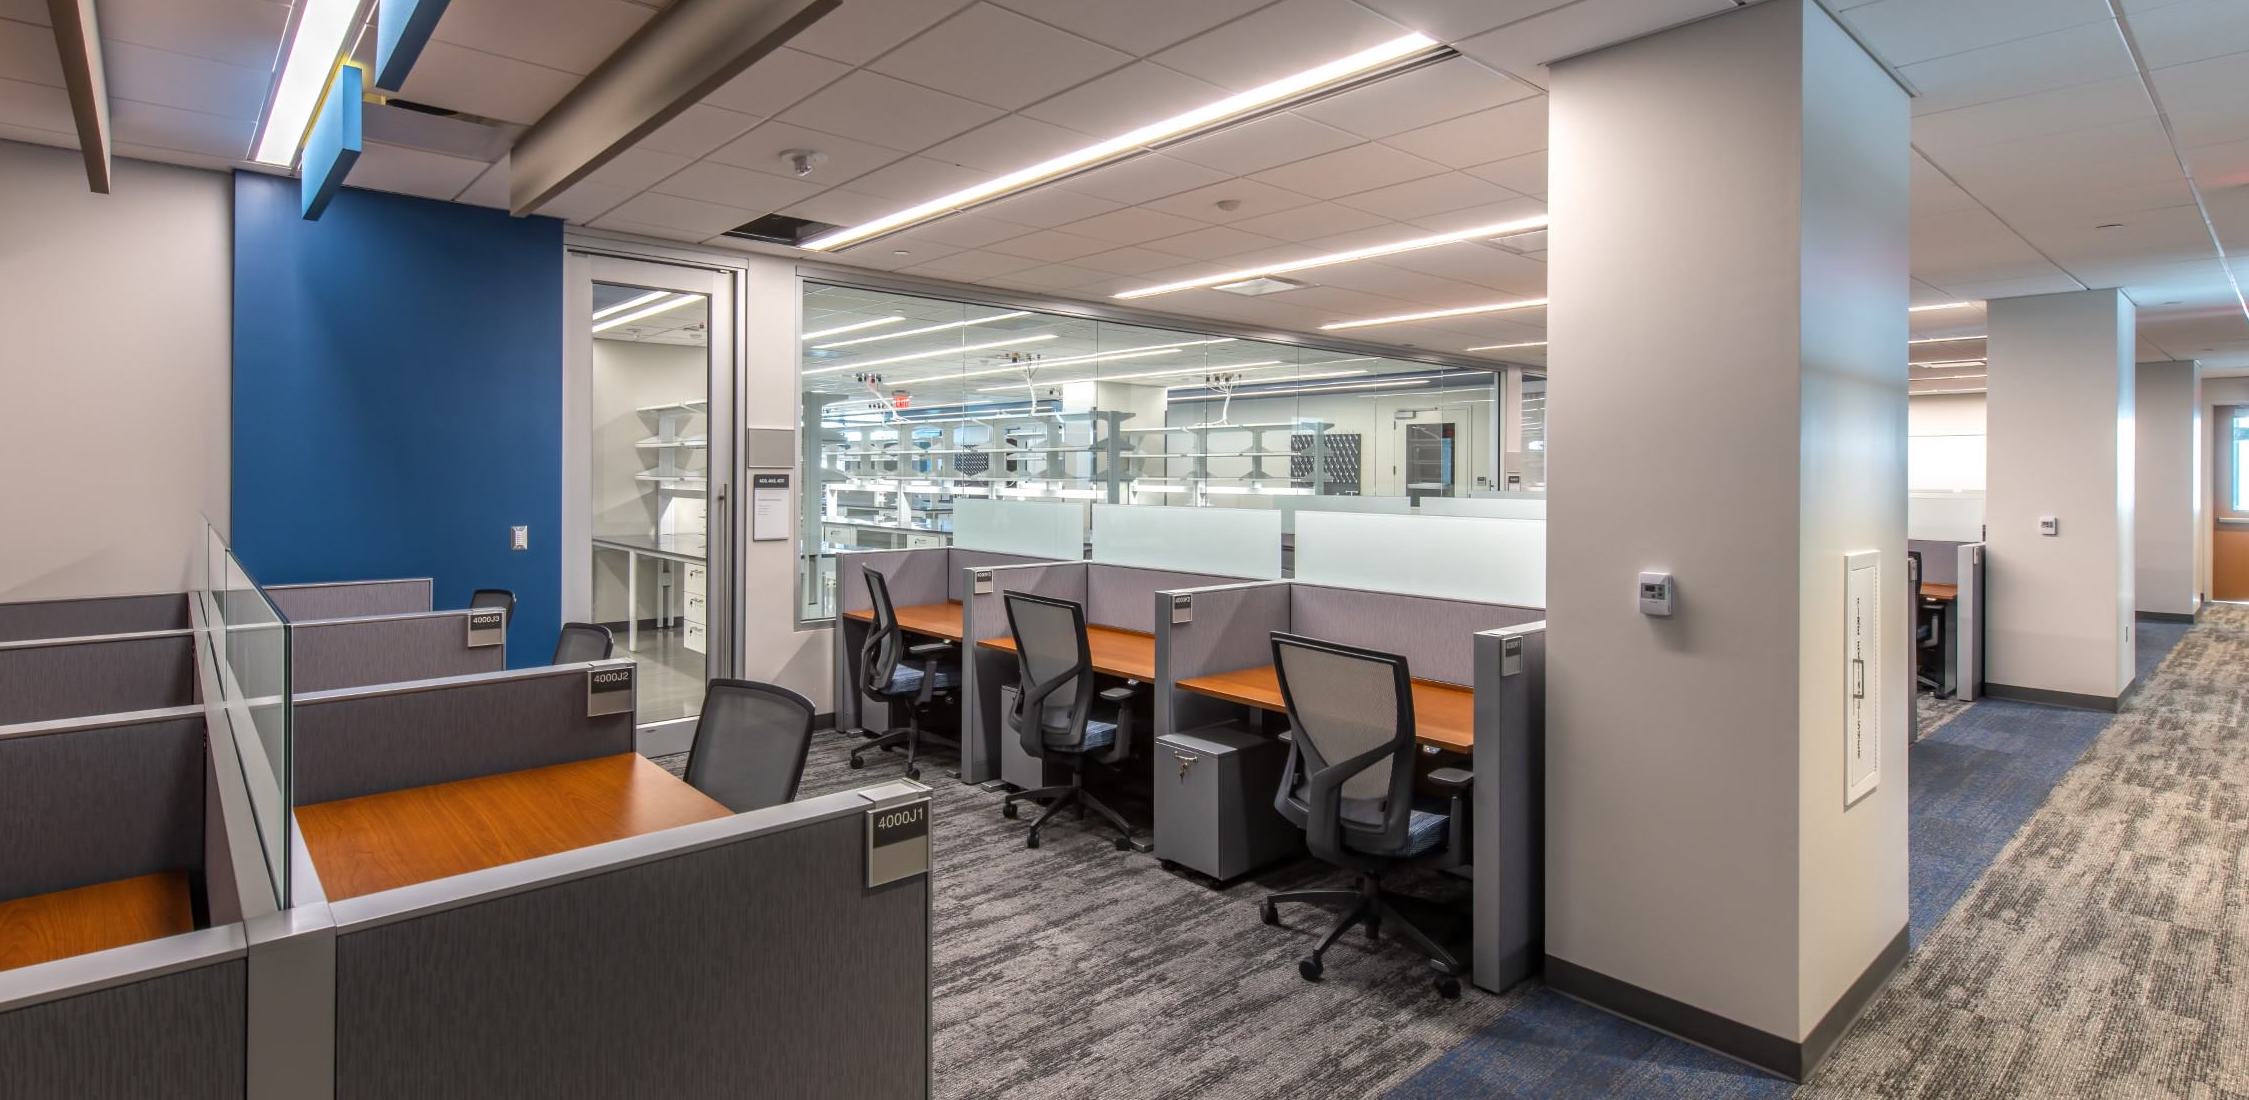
[1637,572,1674,617]
[2038,516,2059,537]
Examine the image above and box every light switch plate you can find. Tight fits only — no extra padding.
[511,525,529,550]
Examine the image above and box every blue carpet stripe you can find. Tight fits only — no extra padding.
[1389,625,2190,1099]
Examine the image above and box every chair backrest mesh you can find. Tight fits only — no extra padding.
[1274,635,1411,820]
[553,622,614,664]
[685,680,814,812]
[1005,592,1086,736]
[860,568,903,694]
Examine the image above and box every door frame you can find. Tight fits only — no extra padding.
[564,247,742,754]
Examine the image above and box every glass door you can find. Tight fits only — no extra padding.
[570,253,736,746]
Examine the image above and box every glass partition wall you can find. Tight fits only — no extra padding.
[797,281,1539,620]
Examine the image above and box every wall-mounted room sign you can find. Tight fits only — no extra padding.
[751,472,789,542]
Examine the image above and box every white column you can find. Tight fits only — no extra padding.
[2136,360,2200,618]
[1544,0,1909,1079]
[1985,289,2136,704]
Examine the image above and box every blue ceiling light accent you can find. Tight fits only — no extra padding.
[300,64,362,220]
[375,0,452,91]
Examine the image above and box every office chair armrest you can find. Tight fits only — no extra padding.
[906,641,953,657]
[908,641,953,703]
[1097,685,1136,764]
[1427,767,1473,869]
[1097,686,1135,705]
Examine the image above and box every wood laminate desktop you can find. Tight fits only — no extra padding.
[1922,582,1959,601]
[979,625,1158,681]
[297,753,731,901]
[840,601,965,641]
[1177,666,1476,752]
[0,871,194,972]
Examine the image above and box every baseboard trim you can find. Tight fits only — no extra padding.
[1983,681,2127,713]
[814,710,836,731]
[1545,926,1909,1082]
[2136,610,2196,624]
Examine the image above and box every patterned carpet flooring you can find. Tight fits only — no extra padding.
[658,610,2231,1098]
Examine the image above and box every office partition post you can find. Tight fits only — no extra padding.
[1956,544,1984,702]
[1472,622,1545,995]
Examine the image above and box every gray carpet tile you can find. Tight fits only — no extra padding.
[1805,605,2249,1098]
[656,736,1520,1099]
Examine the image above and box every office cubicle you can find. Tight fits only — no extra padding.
[0,591,190,642]
[0,627,198,725]
[262,578,434,622]
[1909,538,1986,703]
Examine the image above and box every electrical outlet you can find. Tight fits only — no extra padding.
[511,525,529,551]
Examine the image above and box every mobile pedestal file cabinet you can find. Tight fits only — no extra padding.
[1154,724,1299,881]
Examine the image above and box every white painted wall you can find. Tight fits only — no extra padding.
[1985,289,2135,699]
[2136,361,2199,616]
[0,141,231,601]
[1546,0,1909,1047]
[743,255,834,706]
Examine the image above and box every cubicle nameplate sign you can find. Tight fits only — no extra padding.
[1500,635,1523,677]
[972,570,995,596]
[586,665,635,717]
[466,609,505,648]
[865,797,931,888]
[1171,593,1193,625]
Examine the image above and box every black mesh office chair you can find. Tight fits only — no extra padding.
[469,588,516,620]
[684,679,816,812]
[1259,632,1473,999]
[998,591,1137,851]
[553,622,615,664]
[849,568,960,780]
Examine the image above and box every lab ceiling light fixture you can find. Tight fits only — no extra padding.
[1114,215,1550,300]
[1909,333,1986,344]
[802,316,906,341]
[1465,340,1547,352]
[1321,298,1548,332]
[802,334,1060,377]
[592,293,702,334]
[798,33,1454,251]
[595,290,673,322]
[1908,301,1982,313]
[813,311,1033,350]
[250,0,367,166]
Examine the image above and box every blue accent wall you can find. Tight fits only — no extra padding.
[232,172,563,665]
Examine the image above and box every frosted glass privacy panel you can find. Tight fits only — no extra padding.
[1091,504,1282,579]
[1420,495,1547,520]
[1278,494,1412,534]
[953,498,1085,560]
[1909,492,1986,542]
[1295,512,1544,607]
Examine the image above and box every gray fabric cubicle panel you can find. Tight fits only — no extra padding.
[0,960,246,1100]
[0,593,189,643]
[0,632,197,725]
[1908,539,1963,585]
[961,563,1088,784]
[1086,565,1243,634]
[330,808,927,1099]
[290,611,507,694]
[0,709,205,904]
[1288,585,1542,687]
[264,578,433,622]
[835,549,948,616]
[294,666,637,804]
[1160,582,1293,680]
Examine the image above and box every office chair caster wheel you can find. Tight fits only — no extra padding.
[1435,976,1461,1000]
[848,755,866,770]
[1026,833,1042,849]
[1002,802,1019,819]
[1260,900,1279,926]
[1113,836,1132,851]
[1298,958,1324,982]
[905,766,921,780]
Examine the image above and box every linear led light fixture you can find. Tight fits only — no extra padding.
[814,311,1032,349]
[593,293,702,333]
[1908,301,1981,313]
[1909,333,1986,344]
[803,316,906,341]
[1322,298,1547,332]
[802,334,1058,377]
[1116,215,1550,300]
[1465,340,1547,352]
[595,290,673,322]
[799,34,1451,251]
[887,337,1240,386]
[972,362,1309,393]
[1168,378,1432,400]
[1911,358,1987,368]
[250,0,367,166]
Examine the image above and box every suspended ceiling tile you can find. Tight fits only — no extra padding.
[652,160,825,212]
[1068,245,1199,276]
[1911,76,2156,158]
[702,48,851,117]
[1049,154,1230,205]
[1018,61,1223,136]
[1351,0,1575,44]
[976,187,1127,229]
[108,97,253,160]
[1838,0,2115,69]
[845,155,994,201]
[430,0,654,74]
[869,3,1132,111]
[1140,223,1291,261]
[0,18,62,85]
[0,76,77,134]
[348,141,493,201]
[455,158,511,209]
[787,0,973,66]
[573,146,695,194]
[1250,141,1449,200]
[1460,149,1547,198]
[1166,110,1360,177]
[922,114,1092,172]
[1059,205,1212,245]
[1140,176,1318,225]
[888,210,1035,249]
[1294,57,1538,140]
[1150,0,1415,93]
[2126,0,2249,69]
[96,0,288,72]
[396,39,580,125]
[1229,200,1395,242]
[1333,171,1520,221]
[707,120,906,185]
[897,248,1046,281]
[1379,97,1547,170]
[634,104,765,160]
[777,187,902,226]
[601,190,763,237]
[1452,0,1732,87]
[987,0,1272,57]
[1895,20,2136,115]
[780,69,1003,152]
[984,227,1116,263]
[0,0,48,25]
[1402,195,1547,232]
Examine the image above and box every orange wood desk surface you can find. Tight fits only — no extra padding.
[841,601,965,641]
[1177,665,1476,753]
[978,625,1158,681]
[1922,583,1959,601]
[0,871,194,972]
[296,753,732,902]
